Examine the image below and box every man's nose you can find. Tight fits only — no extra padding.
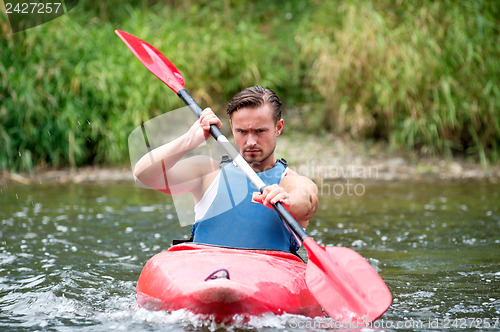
[246,133,257,146]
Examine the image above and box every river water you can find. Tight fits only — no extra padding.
[1,179,499,331]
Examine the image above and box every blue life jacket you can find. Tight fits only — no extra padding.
[191,158,298,252]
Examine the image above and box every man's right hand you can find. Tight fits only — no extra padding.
[188,108,223,145]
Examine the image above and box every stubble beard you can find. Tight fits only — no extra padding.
[243,143,276,166]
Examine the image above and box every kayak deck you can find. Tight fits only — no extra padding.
[136,243,324,323]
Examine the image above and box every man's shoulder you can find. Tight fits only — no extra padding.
[280,167,316,187]
[184,155,221,203]
[283,167,299,177]
[182,155,221,183]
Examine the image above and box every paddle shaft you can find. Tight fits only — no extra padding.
[177,88,309,241]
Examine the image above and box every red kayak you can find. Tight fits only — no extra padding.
[136,243,324,323]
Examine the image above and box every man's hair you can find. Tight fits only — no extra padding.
[226,86,282,123]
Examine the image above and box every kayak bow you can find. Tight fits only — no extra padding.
[136,243,323,323]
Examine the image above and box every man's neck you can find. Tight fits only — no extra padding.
[248,157,277,173]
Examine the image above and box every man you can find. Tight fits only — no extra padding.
[134,86,318,252]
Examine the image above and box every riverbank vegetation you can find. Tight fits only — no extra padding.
[1,0,499,172]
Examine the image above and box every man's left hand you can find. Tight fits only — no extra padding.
[252,184,291,210]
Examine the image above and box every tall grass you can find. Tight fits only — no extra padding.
[298,0,500,165]
[1,0,499,172]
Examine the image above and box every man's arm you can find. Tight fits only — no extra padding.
[133,108,222,200]
[252,170,318,228]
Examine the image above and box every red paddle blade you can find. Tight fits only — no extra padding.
[115,30,185,93]
[303,238,392,324]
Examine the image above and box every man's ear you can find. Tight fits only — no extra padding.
[276,119,284,136]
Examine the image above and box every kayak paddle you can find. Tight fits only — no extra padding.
[115,29,392,323]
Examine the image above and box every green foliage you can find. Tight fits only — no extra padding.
[1,0,499,172]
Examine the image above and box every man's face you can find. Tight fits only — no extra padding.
[230,104,283,168]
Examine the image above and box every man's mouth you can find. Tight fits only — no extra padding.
[244,148,262,154]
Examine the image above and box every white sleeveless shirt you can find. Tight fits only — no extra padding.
[194,165,289,221]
